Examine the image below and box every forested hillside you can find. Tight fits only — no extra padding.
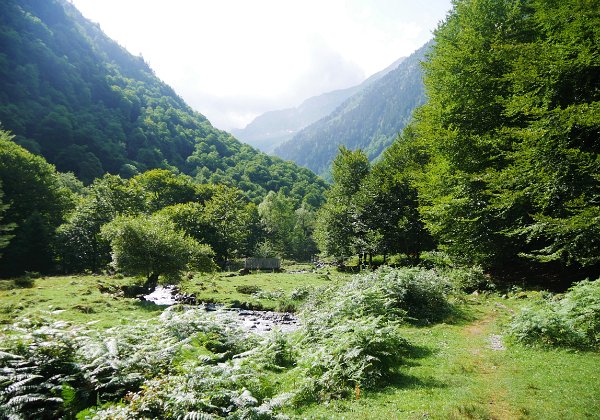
[0,0,326,203]
[274,43,427,177]
[232,57,405,153]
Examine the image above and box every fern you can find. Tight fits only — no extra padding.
[0,319,81,419]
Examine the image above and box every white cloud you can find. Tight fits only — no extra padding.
[70,0,452,130]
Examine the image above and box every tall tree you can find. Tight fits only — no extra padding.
[0,130,74,276]
[315,147,370,262]
[258,191,318,260]
[0,182,15,257]
[412,0,599,274]
[357,129,433,262]
[200,185,258,264]
[55,174,145,272]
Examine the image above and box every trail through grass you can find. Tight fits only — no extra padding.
[293,295,600,419]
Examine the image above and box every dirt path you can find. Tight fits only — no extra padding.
[461,305,518,420]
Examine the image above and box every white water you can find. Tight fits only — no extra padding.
[143,286,300,334]
[144,285,178,305]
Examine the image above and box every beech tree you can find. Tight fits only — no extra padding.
[101,214,215,291]
[0,131,74,276]
[0,182,15,257]
[412,0,599,271]
[315,147,370,263]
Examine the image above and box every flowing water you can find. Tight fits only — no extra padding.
[143,286,300,334]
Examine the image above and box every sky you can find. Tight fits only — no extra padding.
[69,0,453,131]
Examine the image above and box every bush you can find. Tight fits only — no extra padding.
[13,275,35,288]
[445,266,494,293]
[287,267,452,403]
[236,284,262,295]
[0,319,82,419]
[295,316,409,402]
[303,267,452,325]
[508,278,600,349]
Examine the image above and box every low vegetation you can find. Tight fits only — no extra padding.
[1,267,599,418]
[0,0,597,418]
[509,278,600,350]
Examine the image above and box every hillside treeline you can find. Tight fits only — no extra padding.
[0,131,319,277]
[315,0,599,282]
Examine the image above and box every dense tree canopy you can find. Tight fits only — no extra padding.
[316,143,431,265]
[258,191,318,260]
[410,0,599,273]
[0,131,74,276]
[0,182,15,257]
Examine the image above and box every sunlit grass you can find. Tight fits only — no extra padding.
[1,273,598,418]
[181,266,350,311]
[0,275,163,329]
[291,296,600,419]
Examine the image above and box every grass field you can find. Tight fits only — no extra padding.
[292,295,600,419]
[1,270,599,419]
[181,264,347,311]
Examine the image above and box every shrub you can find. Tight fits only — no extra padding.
[508,278,600,349]
[295,316,409,402]
[13,276,35,288]
[302,267,452,326]
[0,319,82,419]
[288,267,452,402]
[236,284,262,295]
[445,265,494,293]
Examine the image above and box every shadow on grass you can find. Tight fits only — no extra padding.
[385,371,448,392]
[407,302,477,329]
[403,342,434,360]
[132,300,167,313]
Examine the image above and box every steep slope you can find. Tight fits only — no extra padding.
[232,57,405,153]
[0,0,326,203]
[274,43,430,177]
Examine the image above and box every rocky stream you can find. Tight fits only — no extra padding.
[143,286,300,335]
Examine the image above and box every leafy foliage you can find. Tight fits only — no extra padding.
[444,265,495,293]
[316,144,431,264]
[0,131,74,276]
[101,214,215,290]
[410,0,599,272]
[0,181,16,256]
[258,190,318,260]
[509,279,600,349]
[0,319,81,419]
[55,173,146,273]
[284,267,452,403]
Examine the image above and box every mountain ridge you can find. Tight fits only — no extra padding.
[232,56,406,153]
[0,0,327,203]
[273,42,430,177]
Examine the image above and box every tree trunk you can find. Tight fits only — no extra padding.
[144,272,159,293]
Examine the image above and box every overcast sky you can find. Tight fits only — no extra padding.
[69,0,452,130]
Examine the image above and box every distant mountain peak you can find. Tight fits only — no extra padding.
[232,56,406,153]
[273,42,431,177]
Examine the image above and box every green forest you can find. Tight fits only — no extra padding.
[1,0,599,418]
